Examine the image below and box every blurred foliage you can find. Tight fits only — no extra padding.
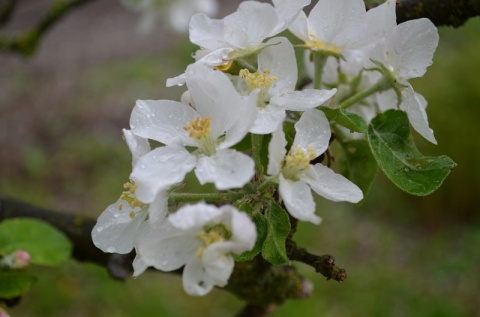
[1,15,480,317]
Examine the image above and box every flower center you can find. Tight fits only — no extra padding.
[282,146,317,180]
[305,32,341,54]
[239,68,278,107]
[240,69,278,91]
[118,180,147,218]
[183,116,217,155]
[196,224,232,259]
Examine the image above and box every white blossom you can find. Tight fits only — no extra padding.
[187,0,309,68]
[92,182,168,254]
[122,0,219,33]
[130,63,258,203]
[289,0,368,54]
[138,202,257,296]
[268,109,363,224]
[369,18,439,143]
[234,37,336,134]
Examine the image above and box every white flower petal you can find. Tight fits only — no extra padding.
[258,37,297,94]
[279,174,320,224]
[222,90,258,148]
[270,88,336,111]
[132,252,149,277]
[288,9,310,42]
[221,205,257,252]
[138,222,200,271]
[387,18,438,79]
[185,63,241,137]
[169,202,224,231]
[131,146,196,203]
[130,100,198,146]
[267,126,287,176]
[147,190,168,224]
[92,199,148,254]
[304,164,363,203]
[402,85,437,144]
[223,2,279,49]
[183,256,215,296]
[196,47,235,68]
[202,243,235,286]
[250,105,286,135]
[375,89,398,113]
[272,0,311,35]
[123,129,150,166]
[189,13,225,49]
[364,0,397,42]
[293,109,331,157]
[309,0,366,49]
[195,149,254,190]
[166,73,186,87]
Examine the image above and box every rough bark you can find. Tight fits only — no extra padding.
[366,0,480,27]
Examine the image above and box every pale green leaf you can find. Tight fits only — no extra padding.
[367,110,456,196]
[262,201,290,265]
[0,219,72,266]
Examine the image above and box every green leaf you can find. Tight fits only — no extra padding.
[322,108,368,133]
[0,219,72,266]
[262,201,291,265]
[0,270,37,299]
[234,212,268,261]
[367,110,456,196]
[338,139,378,201]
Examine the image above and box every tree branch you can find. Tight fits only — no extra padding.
[0,197,310,312]
[365,0,480,27]
[0,0,95,56]
[0,0,16,26]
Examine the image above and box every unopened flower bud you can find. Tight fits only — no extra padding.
[1,250,31,269]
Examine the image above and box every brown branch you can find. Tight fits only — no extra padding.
[0,0,95,56]
[365,0,480,27]
[0,0,16,26]
[286,240,347,283]
[0,197,310,313]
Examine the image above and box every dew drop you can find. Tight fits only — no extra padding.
[96,226,104,233]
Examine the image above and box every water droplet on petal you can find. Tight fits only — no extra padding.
[96,226,104,233]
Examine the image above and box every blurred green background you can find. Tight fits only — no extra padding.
[1,1,480,316]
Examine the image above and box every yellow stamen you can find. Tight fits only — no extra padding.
[239,68,278,92]
[282,146,317,180]
[183,116,212,140]
[119,180,147,211]
[195,224,231,259]
[305,32,341,54]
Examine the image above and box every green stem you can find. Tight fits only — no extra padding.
[251,134,265,177]
[312,53,329,90]
[168,192,244,206]
[255,179,276,194]
[338,78,391,110]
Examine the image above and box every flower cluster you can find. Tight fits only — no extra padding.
[93,0,439,296]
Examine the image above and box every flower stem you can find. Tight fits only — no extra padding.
[313,52,329,90]
[168,192,244,206]
[251,134,264,177]
[338,78,391,110]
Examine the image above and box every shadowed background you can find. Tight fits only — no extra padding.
[1,0,480,316]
